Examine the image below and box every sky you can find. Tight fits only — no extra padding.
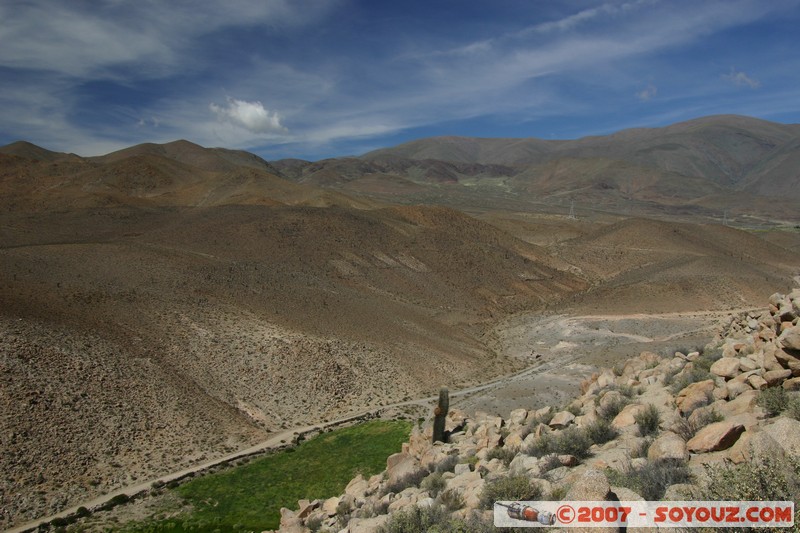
[1,0,800,161]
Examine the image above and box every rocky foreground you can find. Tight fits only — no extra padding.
[276,289,800,532]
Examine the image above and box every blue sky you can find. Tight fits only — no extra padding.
[1,0,799,161]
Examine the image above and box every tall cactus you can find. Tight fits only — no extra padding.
[432,387,449,443]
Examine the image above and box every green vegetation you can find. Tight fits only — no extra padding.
[120,419,411,532]
[479,474,542,510]
[606,458,692,500]
[634,404,661,437]
[757,386,790,417]
[525,426,593,459]
[695,454,800,532]
[673,408,724,441]
[376,504,493,533]
[584,418,619,445]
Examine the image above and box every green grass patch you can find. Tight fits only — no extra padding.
[121,419,411,532]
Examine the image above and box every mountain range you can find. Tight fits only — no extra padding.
[2,114,800,528]
[274,114,800,222]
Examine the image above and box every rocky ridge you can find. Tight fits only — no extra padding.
[275,288,800,532]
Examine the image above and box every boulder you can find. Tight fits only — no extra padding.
[647,431,689,462]
[783,377,800,391]
[686,421,746,453]
[322,496,340,517]
[762,417,800,457]
[726,380,753,399]
[763,368,792,387]
[710,357,741,379]
[565,468,611,501]
[348,515,390,533]
[779,325,800,350]
[549,411,575,429]
[675,380,715,414]
[611,404,646,429]
[747,375,768,390]
[508,408,528,426]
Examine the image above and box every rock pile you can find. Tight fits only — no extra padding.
[272,289,800,532]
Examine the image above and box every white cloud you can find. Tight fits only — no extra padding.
[636,83,658,101]
[210,99,288,135]
[723,67,761,89]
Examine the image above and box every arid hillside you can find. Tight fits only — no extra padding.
[1,134,799,530]
[0,142,586,528]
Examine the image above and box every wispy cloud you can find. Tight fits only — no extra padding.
[0,0,798,159]
[723,67,761,89]
[636,83,659,101]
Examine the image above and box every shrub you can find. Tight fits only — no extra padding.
[420,472,447,498]
[598,395,630,421]
[306,514,325,532]
[673,409,723,441]
[585,419,619,445]
[525,427,592,460]
[695,454,800,531]
[479,474,542,510]
[529,410,553,427]
[434,454,459,474]
[525,431,553,458]
[634,404,661,437]
[382,468,429,496]
[788,397,800,421]
[376,504,467,533]
[437,488,465,512]
[485,446,517,466]
[629,437,653,459]
[668,367,712,394]
[564,403,582,416]
[539,454,562,475]
[606,458,692,501]
[758,387,789,417]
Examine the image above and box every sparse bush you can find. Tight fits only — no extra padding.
[617,383,641,398]
[695,454,800,531]
[359,499,390,519]
[629,437,653,459]
[598,395,630,421]
[435,454,459,473]
[525,431,555,458]
[375,504,467,533]
[585,418,619,445]
[758,387,789,417]
[668,366,712,394]
[673,408,723,441]
[479,474,542,510]
[788,397,800,421]
[437,488,465,511]
[529,410,553,427]
[547,485,569,501]
[634,404,661,437]
[606,458,692,500]
[486,446,517,466]
[539,454,562,475]
[525,427,592,460]
[564,403,582,416]
[306,514,325,532]
[382,468,430,496]
[420,472,447,498]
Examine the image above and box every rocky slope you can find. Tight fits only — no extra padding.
[276,288,800,532]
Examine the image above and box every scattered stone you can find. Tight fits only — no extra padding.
[647,431,688,462]
[710,357,740,379]
[686,421,745,453]
[549,411,575,429]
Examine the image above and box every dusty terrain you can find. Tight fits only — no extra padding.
[1,130,799,529]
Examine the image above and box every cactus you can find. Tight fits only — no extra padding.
[432,387,449,443]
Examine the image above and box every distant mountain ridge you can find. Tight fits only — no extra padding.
[276,115,800,220]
